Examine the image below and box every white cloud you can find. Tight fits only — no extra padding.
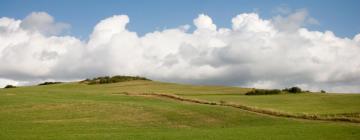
[193,14,217,31]
[272,9,319,31]
[0,78,18,88]
[0,14,82,81]
[232,13,275,33]
[20,12,70,36]
[0,11,360,93]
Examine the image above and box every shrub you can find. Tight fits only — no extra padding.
[245,89,281,95]
[38,82,62,86]
[83,75,150,85]
[283,86,302,93]
[4,85,16,89]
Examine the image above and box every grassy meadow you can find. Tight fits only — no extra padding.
[0,80,360,139]
[182,93,360,115]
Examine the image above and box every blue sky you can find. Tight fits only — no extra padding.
[1,0,359,39]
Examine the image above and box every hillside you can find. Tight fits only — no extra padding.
[1,80,360,140]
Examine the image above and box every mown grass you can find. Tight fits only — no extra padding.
[132,93,360,123]
[181,93,360,115]
[0,80,360,139]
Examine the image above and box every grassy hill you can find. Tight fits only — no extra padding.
[182,93,360,115]
[1,80,360,139]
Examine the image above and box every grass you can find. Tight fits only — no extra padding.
[0,80,360,139]
[133,93,360,123]
[182,93,360,115]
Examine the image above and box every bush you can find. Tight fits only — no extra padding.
[4,85,16,89]
[245,89,281,95]
[38,82,62,86]
[283,87,302,93]
[83,75,150,85]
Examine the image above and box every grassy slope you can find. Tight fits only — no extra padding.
[0,80,359,140]
[182,94,360,115]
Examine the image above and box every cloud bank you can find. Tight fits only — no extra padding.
[1,11,360,93]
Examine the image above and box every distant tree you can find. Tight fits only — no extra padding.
[83,75,150,85]
[283,87,302,93]
[38,82,62,86]
[245,89,281,95]
[321,90,326,93]
[4,85,16,89]
[289,87,302,93]
[282,88,289,92]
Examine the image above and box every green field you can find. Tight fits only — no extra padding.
[1,80,360,139]
[182,93,360,115]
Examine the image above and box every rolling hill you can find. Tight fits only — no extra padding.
[1,80,359,140]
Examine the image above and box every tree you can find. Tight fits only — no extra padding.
[288,87,302,93]
[283,86,302,93]
[4,85,16,89]
[245,89,281,95]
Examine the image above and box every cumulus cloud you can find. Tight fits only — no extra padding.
[0,11,360,93]
[20,12,70,36]
[273,8,319,31]
[193,14,217,31]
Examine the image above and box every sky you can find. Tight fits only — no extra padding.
[1,0,360,38]
[0,0,360,93]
